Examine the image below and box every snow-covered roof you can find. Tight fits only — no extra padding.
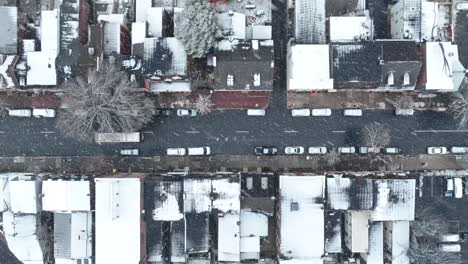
[217,12,246,40]
[240,210,269,237]
[280,176,325,261]
[54,212,92,259]
[3,212,44,264]
[132,22,146,47]
[294,0,325,44]
[0,6,18,54]
[388,221,410,264]
[97,14,125,24]
[287,44,333,90]
[240,236,260,261]
[363,222,383,264]
[95,177,141,264]
[147,8,163,38]
[425,42,466,91]
[324,211,342,253]
[26,51,57,86]
[59,0,79,51]
[171,220,186,263]
[212,177,241,213]
[184,178,212,213]
[152,181,183,221]
[326,176,351,210]
[136,0,152,22]
[329,16,372,42]
[103,22,121,55]
[41,10,60,58]
[370,179,416,221]
[42,180,90,212]
[9,180,38,214]
[143,37,187,76]
[0,55,18,88]
[421,1,437,41]
[247,25,272,40]
[164,37,188,75]
[345,211,369,253]
[149,81,191,93]
[390,0,421,41]
[218,213,241,262]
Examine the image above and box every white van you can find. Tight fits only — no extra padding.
[343,109,362,116]
[95,132,142,143]
[32,108,56,118]
[188,147,211,156]
[167,148,186,156]
[311,108,332,116]
[441,234,460,243]
[454,178,463,198]
[291,109,310,117]
[395,109,414,116]
[440,244,461,252]
[247,109,266,116]
[450,147,467,154]
[8,109,32,117]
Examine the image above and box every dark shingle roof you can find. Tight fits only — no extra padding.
[0,7,18,54]
[455,10,468,68]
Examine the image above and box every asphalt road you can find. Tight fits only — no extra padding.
[0,110,467,157]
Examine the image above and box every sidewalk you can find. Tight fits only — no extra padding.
[288,91,452,110]
[0,155,466,174]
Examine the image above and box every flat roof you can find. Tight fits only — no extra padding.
[390,221,410,264]
[347,211,369,253]
[240,210,268,237]
[212,177,241,213]
[288,44,333,90]
[280,176,325,261]
[330,16,371,42]
[363,222,383,264]
[147,8,163,38]
[0,6,18,54]
[183,178,212,213]
[95,178,141,264]
[41,10,60,58]
[26,52,57,86]
[425,42,466,91]
[54,212,92,259]
[370,179,416,221]
[218,213,241,262]
[152,181,183,221]
[10,180,38,214]
[42,180,90,212]
[217,12,246,39]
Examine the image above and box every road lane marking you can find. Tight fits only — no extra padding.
[40,131,55,134]
[414,129,468,133]
[185,131,200,134]
[236,131,249,133]
[332,130,346,133]
[284,130,298,133]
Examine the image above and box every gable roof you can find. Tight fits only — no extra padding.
[0,7,18,54]
[212,40,274,91]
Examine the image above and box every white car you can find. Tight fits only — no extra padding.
[167,148,186,156]
[291,109,310,117]
[285,146,304,155]
[338,147,355,154]
[343,109,362,116]
[311,108,332,116]
[427,147,447,155]
[32,108,56,118]
[188,147,211,156]
[8,109,32,117]
[308,147,327,155]
[359,147,381,154]
[450,147,467,154]
[120,149,139,156]
[384,147,401,154]
[177,109,197,116]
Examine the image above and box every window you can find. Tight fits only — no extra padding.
[387,72,394,86]
[246,177,253,190]
[227,74,234,86]
[253,73,261,86]
[403,72,410,85]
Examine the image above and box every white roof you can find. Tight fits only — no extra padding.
[97,14,125,24]
[42,180,90,212]
[10,180,38,214]
[240,210,268,237]
[54,212,93,259]
[132,22,146,46]
[150,81,191,93]
[217,12,246,39]
[103,22,121,54]
[363,222,383,264]
[390,221,410,264]
[164,37,188,75]
[218,213,241,262]
[3,212,44,263]
[425,42,466,91]
[95,178,141,264]
[26,51,57,86]
[240,236,260,254]
[421,1,437,41]
[330,16,371,42]
[287,44,333,90]
[183,178,212,213]
[370,179,416,221]
[250,25,272,40]
[152,183,183,221]
[147,8,163,37]
[294,0,325,44]
[212,177,241,213]
[326,176,351,210]
[41,10,60,58]
[136,0,152,22]
[346,211,369,253]
[280,176,325,261]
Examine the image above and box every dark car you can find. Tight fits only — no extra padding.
[159,109,172,116]
[255,146,278,155]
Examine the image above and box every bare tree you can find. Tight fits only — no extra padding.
[192,94,214,115]
[408,240,461,264]
[323,149,340,166]
[450,84,468,128]
[56,64,156,141]
[361,123,391,149]
[412,206,450,239]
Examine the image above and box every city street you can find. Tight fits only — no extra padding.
[0,110,467,157]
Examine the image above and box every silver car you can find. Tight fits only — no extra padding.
[308,147,327,155]
[285,146,305,155]
[427,147,447,155]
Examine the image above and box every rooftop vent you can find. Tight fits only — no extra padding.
[227,74,234,86]
[290,202,299,211]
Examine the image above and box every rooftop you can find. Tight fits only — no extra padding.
[370,179,416,221]
[53,212,92,260]
[9,180,39,214]
[185,212,210,254]
[26,52,57,86]
[294,0,325,44]
[217,11,246,40]
[0,6,18,54]
[425,42,466,91]
[183,178,212,213]
[95,177,141,264]
[327,176,374,210]
[41,10,60,58]
[363,222,384,264]
[211,40,274,91]
[329,16,372,42]
[212,177,241,213]
[143,37,187,76]
[152,180,184,221]
[0,55,19,88]
[218,213,241,262]
[41,180,90,212]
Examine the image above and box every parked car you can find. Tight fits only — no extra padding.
[445,178,454,197]
[338,147,355,154]
[120,149,139,156]
[167,148,186,156]
[247,109,266,116]
[159,109,173,116]
[454,177,463,198]
[188,147,211,156]
[456,2,468,10]
[285,146,304,154]
[8,109,32,117]
[427,147,447,155]
[32,109,56,118]
[311,108,332,116]
[359,147,381,154]
[255,146,278,155]
[291,109,310,117]
[343,109,362,116]
[308,147,327,155]
[384,147,401,154]
[395,109,414,116]
[177,109,197,116]
[450,147,467,154]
